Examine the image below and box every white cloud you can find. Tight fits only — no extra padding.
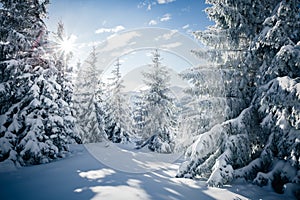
[100,31,141,52]
[106,33,117,40]
[160,13,171,22]
[182,24,189,29]
[87,40,104,47]
[157,0,175,4]
[161,42,182,49]
[138,1,157,10]
[95,25,125,34]
[148,20,158,26]
[155,29,178,41]
[186,29,193,34]
[138,0,173,10]
[163,29,177,40]
[181,6,190,12]
[69,34,78,42]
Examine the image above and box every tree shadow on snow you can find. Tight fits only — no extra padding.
[74,161,217,200]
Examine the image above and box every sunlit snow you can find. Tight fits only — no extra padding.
[0,144,291,200]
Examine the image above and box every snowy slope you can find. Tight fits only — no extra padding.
[0,144,292,200]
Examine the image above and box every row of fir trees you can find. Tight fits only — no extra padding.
[0,0,176,166]
[74,48,178,153]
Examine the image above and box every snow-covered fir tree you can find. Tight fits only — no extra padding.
[236,0,300,193]
[50,20,79,146]
[73,47,106,143]
[178,67,227,150]
[140,49,177,153]
[177,0,300,197]
[104,58,129,143]
[131,93,147,139]
[177,0,276,182]
[0,0,79,166]
[51,21,74,104]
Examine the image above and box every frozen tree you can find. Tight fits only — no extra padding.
[178,67,227,150]
[192,0,278,117]
[177,0,272,180]
[73,47,106,143]
[235,0,300,194]
[49,21,79,146]
[139,49,177,153]
[0,0,79,166]
[177,0,300,197]
[51,21,74,104]
[131,93,147,139]
[104,58,129,143]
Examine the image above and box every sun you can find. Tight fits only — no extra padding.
[58,35,76,55]
[59,38,74,54]
[54,33,77,58]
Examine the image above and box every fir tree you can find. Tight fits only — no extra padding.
[140,49,177,153]
[73,47,106,143]
[177,0,300,196]
[235,0,300,193]
[0,0,79,166]
[178,67,227,150]
[51,21,74,104]
[105,58,129,143]
[131,93,147,139]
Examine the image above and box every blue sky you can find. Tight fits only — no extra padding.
[45,0,212,64]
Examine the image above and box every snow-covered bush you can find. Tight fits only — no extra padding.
[148,130,175,154]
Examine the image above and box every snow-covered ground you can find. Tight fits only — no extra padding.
[0,143,294,200]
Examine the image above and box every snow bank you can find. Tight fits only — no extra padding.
[84,142,181,173]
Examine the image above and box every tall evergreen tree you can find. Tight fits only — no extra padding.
[51,21,74,104]
[0,0,79,166]
[50,20,79,147]
[73,47,106,143]
[131,93,147,139]
[140,49,177,153]
[235,0,300,193]
[177,0,300,196]
[104,58,129,143]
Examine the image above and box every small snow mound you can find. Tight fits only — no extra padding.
[0,159,17,173]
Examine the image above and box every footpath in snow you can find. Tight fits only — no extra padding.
[0,143,294,200]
